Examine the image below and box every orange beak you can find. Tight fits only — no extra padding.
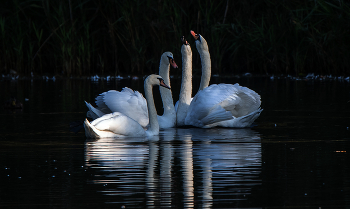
[170,59,178,68]
[190,30,199,40]
[160,79,171,89]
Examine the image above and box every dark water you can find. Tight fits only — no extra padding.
[0,76,349,208]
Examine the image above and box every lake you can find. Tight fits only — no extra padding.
[0,75,349,208]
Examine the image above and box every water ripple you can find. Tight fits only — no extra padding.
[84,128,262,207]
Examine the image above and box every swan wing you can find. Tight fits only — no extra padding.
[185,84,233,127]
[95,92,113,114]
[97,88,149,127]
[85,101,106,120]
[185,84,261,127]
[223,84,261,117]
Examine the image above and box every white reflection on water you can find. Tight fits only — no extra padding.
[84,128,261,208]
[179,131,195,208]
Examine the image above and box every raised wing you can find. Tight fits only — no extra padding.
[96,87,149,128]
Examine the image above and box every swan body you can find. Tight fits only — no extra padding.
[176,30,262,128]
[184,83,262,128]
[84,74,170,138]
[86,52,178,129]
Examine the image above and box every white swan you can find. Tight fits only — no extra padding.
[84,74,170,138]
[177,30,262,128]
[85,52,178,128]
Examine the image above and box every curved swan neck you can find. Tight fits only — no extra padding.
[159,55,175,117]
[197,39,211,91]
[177,44,192,126]
[144,79,159,135]
[159,55,171,88]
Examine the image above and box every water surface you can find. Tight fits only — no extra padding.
[0,76,349,208]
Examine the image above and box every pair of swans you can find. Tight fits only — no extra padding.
[177,31,262,128]
[85,52,178,129]
[84,52,178,138]
[84,30,262,138]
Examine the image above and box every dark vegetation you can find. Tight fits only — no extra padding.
[1,0,349,77]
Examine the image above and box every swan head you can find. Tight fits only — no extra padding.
[190,30,209,52]
[146,74,171,89]
[181,36,192,55]
[162,52,178,69]
[181,36,190,45]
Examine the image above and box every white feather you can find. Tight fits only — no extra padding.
[177,31,262,128]
[85,101,107,119]
[185,83,262,128]
[85,52,177,129]
[84,74,168,138]
[99,88,149,127]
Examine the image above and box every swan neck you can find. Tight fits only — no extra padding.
[144,81,159,135]
[198,47,211,91]
[177,45,192,126]
[159,58,175,116]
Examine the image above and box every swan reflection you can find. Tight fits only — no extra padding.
[85,128,261,208]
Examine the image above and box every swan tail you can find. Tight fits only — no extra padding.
[85,101,106,120]
[215,108,263,128]
[236,108,263,127]
[84,119,101,138]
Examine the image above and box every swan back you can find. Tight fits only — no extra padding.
[90,112,147,137]
[185,83,261,128]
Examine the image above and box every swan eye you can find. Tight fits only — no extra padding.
[167,56,175,63]
[167,57,178,68]
[197,34,201,42]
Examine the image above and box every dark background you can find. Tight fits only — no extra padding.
[1,0,350,77]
